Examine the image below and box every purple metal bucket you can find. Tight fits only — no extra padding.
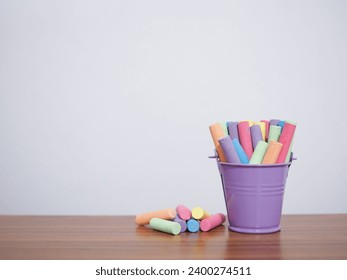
[212,155,294,234]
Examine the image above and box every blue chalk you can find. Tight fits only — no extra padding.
[277,120,285,132]
[232,138,249,164]
[187,219,200,233]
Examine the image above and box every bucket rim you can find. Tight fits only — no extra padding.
[208,155,297,168]
[219,161,293,167]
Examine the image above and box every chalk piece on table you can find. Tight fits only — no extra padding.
[150,218,181,235]
[262,141,283,164]
[268,125,282,142]
[218,136,241,163]
[176,204,191,220]
[237,121,253,159]
[249,141,268,164]
[277,122,296,163]
[232,138,249,164]
[192,206,210,220]
[227,121,239,141]
[200,213,226,232]
[209,123,227,162]
[135,208,176,225]
[187,219,200,233]
[260,120,270,140]
[250,125,263,150]
[173,215,187,232]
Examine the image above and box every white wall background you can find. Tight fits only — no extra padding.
[1,0,346,215]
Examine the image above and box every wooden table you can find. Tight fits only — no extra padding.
[0,215,346,260]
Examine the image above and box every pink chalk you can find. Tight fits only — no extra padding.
[276,123,296,163]
[237,121,253,159]
[176,204,191,221]
[200,213,226,232]
[261,120,270,141]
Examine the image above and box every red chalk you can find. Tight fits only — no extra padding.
[200,213,226,232]
[276,123,296,163]
[237,121,253,159]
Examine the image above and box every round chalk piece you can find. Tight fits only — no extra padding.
[187,219,200,233]
[176,205,191,220]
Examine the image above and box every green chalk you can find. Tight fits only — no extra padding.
[219,122,228,137]
[150,218,181,235]
[249,141,268,164]
[268,125,281,142]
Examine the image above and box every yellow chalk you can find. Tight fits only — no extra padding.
[192,206,210,220]
[254,122,266,141]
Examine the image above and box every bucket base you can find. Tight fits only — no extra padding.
[229,225,281,234]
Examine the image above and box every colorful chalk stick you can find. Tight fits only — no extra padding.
[276,122,296,163]
[285,121,297,163]
[260,120,270,140]
[176,204,191,220]
[200,213,226,232]
[218,136,241,164]
[209,123,227,162]
[262,140,283,164]
[249,141,268,164]
[237,121,253,159]
[232,138,249,164]
[173,215,187,232]
[150,218,181,235]
[135,208,176,225]
[227,121,239,141]
[270,119,280,126]
[277,120,285,131]
[254,121,266,141]
[219,122,228,137]
[240,120,254,127]
[250,125,263,150]
[187,219,200,233]
[192,207,210,220]
[268,125,281,142]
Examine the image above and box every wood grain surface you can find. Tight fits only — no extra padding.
[0,215,346,260]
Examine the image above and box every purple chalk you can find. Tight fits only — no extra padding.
[270,119,280,127]
[227,122,239,141]
[218,136,241,164]
[174,215,187,232]
[250,125,263,150]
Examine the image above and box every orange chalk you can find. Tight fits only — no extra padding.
[135,208,176,225]
[262,140,283,164]
[209,123,227,162]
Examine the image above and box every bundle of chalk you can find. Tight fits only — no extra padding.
[135,205,226,235]
[209,119,297,164]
